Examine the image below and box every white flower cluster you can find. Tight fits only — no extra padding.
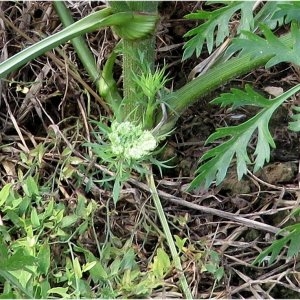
[108,121,157,160]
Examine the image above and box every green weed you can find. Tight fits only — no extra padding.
[1,1,300,297]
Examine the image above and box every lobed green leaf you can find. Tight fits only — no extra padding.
[183,1,254,60]
[230,21,300,68]
[272,2,300,24]
[190,84,300,189]
[253,1,285,30]
[211,84,271,109]
[253,223,300,265]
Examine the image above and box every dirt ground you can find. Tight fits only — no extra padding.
[1,1,300,298]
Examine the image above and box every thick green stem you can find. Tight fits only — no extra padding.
[122,38,156,120]
[158,32,295,135]
[109,1,158,123]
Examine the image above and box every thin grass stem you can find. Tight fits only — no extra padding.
[146,165,193,299]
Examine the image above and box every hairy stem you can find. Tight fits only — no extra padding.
[109,1,158,123]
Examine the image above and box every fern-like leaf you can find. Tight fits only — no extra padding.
[230,21,300,68]
[190,84,300,189]
[272,2,300,24]
[211,84,271,109]
[288,106,300,132]
[253,1,285,31]
[253,223,300,265]
[183,1,254,60]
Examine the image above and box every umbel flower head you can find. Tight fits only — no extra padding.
[108,121,157,160]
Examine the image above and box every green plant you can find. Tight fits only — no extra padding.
[2,0,300,296]
[253,223,300,266]
[0,173,181,298]
[253,208,300,266]
[1,2,300,180]
[189,84,300,189]
[0,176,97,298]
[85,118,167,203]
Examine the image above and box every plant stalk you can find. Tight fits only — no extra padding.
[53,1,100,84]
[53,1,123,114]
[158,32,295,135]
[146,166,193,299]
[0,8,157,80]
[109,1,158,123]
